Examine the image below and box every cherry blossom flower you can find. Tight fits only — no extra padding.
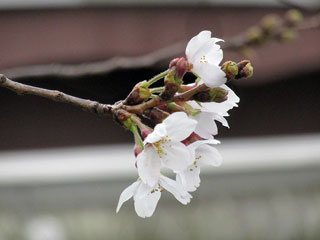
[186,30,226,88]
[137,112,197,187]
[188,84,240,139]
[176,139,222,191]
[117,175,192,218]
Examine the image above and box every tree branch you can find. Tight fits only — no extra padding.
[223,12,320,50]
[3,42,185,80]
[122,84,208,114]
[2,12,318,80]
[0,74,113,116]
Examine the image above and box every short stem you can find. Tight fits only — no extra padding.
[166,102,190,114]
[147,69,169,86]
[130,124,144,150]
[151,87,164,93]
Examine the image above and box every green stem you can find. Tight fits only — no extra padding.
[130,124,144,150]
[147,69,169,86]
[150,87,164,93]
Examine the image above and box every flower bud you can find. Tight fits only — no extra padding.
[285,9,303,26]
[192,87,228,103]
[123,81,151,105]
[143,107,169,124]
[141,128,152,139]
[134,142,143,157]
[160,57,189,100]
[175,57,189,79]
[246,26,264,44]
[260,14,282,32]
[114,109,132,128]
[280,28,297,42]
[221,61,238,79]
[235,60,253,79]
[159,68,179,100]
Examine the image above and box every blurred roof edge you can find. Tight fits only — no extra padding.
[0,0,319,10]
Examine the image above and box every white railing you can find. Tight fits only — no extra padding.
[0,133,319,186]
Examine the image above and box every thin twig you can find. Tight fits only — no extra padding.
[3,42,185,79]
[0,74,113,116]
[2,12,319,80]
[296,13,320,30]
[224,12,320,49]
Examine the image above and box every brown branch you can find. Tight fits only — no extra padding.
[2,12,319,80]
[0,74,113,116]
[3,41,186,80]
[122,84,208,114]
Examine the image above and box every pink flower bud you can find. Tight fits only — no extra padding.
[175,57,189,79]
[134,144,143,157]
[169,58,180,68]
[141,129,152,139]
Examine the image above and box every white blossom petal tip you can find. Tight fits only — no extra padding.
[185,30,226,88]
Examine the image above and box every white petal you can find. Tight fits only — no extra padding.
[163,112,197,141]
[192,62,226,88]
[134,181,154,200]
[206,47,223,66]
[134,191,161,218]
[116,181,140,213]
[137,146,161,187]
[223,84,240,106]
[192,112,218,139]
[200,84,240,116]
[212,113,229,128]
[188,138,220,152]
[190,37,222,67]
[144,123,167,144]
[160,140,193,171]
[197,144,223,167]
[176,166,201,192]
[160,176,192,205]
[186,30,212,62]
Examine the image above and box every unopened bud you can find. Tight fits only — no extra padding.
[246,26,264,44]
[114,109,132,127]
[221,61,238,79]
[192,87,228,103]
[159,68,179,100]
[124,81,151,105]
[175,57,189,79]
[285,9,303,26]
[236,60,253,79]
[169,58,180,68]
[260,14,282,32]
[280,28,297,42]
[134,143,143,157]
[161,57,189,100]
[143,107,169,124]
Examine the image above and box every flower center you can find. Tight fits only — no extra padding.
[151,184,164,193]
[200,56,208,63]
[189,157,201,171]
[153,136,171,158]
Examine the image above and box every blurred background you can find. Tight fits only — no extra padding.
[0,0,320,239]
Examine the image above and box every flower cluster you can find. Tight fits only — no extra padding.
[116,30,249,218]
